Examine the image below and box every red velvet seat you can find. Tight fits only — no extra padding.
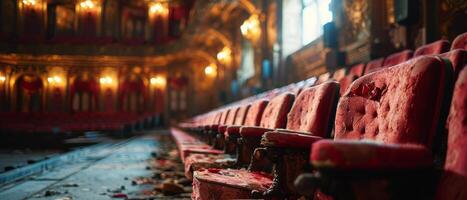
[414,40,450,57]
[363,57,384,75]
[308,56,452,199]
[451,32,467,50]
[382,50,413,67]
[440,49,466,81]
[349,63,366,77]
[184,103,260,179]
[436,67,467,200]
[193,82,339,199]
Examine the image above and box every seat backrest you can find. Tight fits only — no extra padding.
[259,93,295,129]
[334,56,451,146]
[440,49,466,80]
[436,67,467,200]
[218,109,230,125]
[349,63,366,77]
[383,50,413,67]
[451,32,467,50]
[233,104,251,126]
[211,111,222,125]
[243,100,269,126]
[225,107,239,126]
[363,57,385,75]
[414,40,450,57]
[338,74,358,96]
[286,81,339,137]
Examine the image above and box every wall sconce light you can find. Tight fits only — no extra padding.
[149,2,168,16]
[47,76,62,84]
[0,76,5,83]
[150,76,166,88]
[204,64,217,77]
[100,76,113,85]
[80,0,96,10]
[240,14,261,42]
[22,0,37,6]
[217,47,232,64]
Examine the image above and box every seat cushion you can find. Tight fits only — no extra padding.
[383,50,413,67]
[239,126,274,137]
[311,140,433,170]
[184,154,236,180]
[261,130,322,148]
[193,168,273,199]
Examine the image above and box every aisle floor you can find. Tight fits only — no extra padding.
[0,130,191,200]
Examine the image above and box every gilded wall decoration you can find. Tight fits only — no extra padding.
[342,0,369,44]
[440,0,467,39]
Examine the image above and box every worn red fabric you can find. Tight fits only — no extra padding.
[414,40,450,57]
[239,126,274,137]
[382,50,413,67]
[436,67,467,200]
[451,32,467,50]
[339,74,358,95]
[311,140,432,169]
[286,82,339,137]
[184,154,235,180]
[224,125,241,138]
[440,49,466,80]
[444,67,467,176]
[349,63,366,76]
[259,93,295,129]
[233,105,250,125]
[192,168,273,199]
[244,100,269,126]
[364,58,385,74]
[334,56,448,147]
[262,130,322,148]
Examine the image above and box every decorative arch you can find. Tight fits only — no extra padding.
[118,74,147,113]
[14,73,44,112]
[70,74,99,112]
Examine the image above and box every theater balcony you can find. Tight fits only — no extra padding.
[0,0,465,199]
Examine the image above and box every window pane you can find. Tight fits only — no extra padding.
[302,0,333,45]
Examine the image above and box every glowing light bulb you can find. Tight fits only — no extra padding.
[22,0,37,6]
[80,0,95,9]
[204,65,216,76]
[149,3,167,15]
[0,76,6,82]
[53,76,62,83]
[48,77,54,83]
[150,76,166,87]
[217,47,232,63]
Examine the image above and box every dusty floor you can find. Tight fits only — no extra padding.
[0,130,192,200]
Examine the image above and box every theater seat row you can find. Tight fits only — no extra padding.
[173,32,467,199]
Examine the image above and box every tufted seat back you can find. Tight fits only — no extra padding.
[349,63,366,77]
[414,40,450,57]
[338,75,359,96]
[243,100,269,127]
[364,58,385,75]
[233,105,251,125]
[436,67,467,200]
[440,49,466,80]
[451,32,467,50]
[444,66,467,177]
[259,93,295,129]
[286,81,339,137]
[219,109,230,125]
[225,107,239,126]
[334,56,451,147]
[383,50,413,67]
